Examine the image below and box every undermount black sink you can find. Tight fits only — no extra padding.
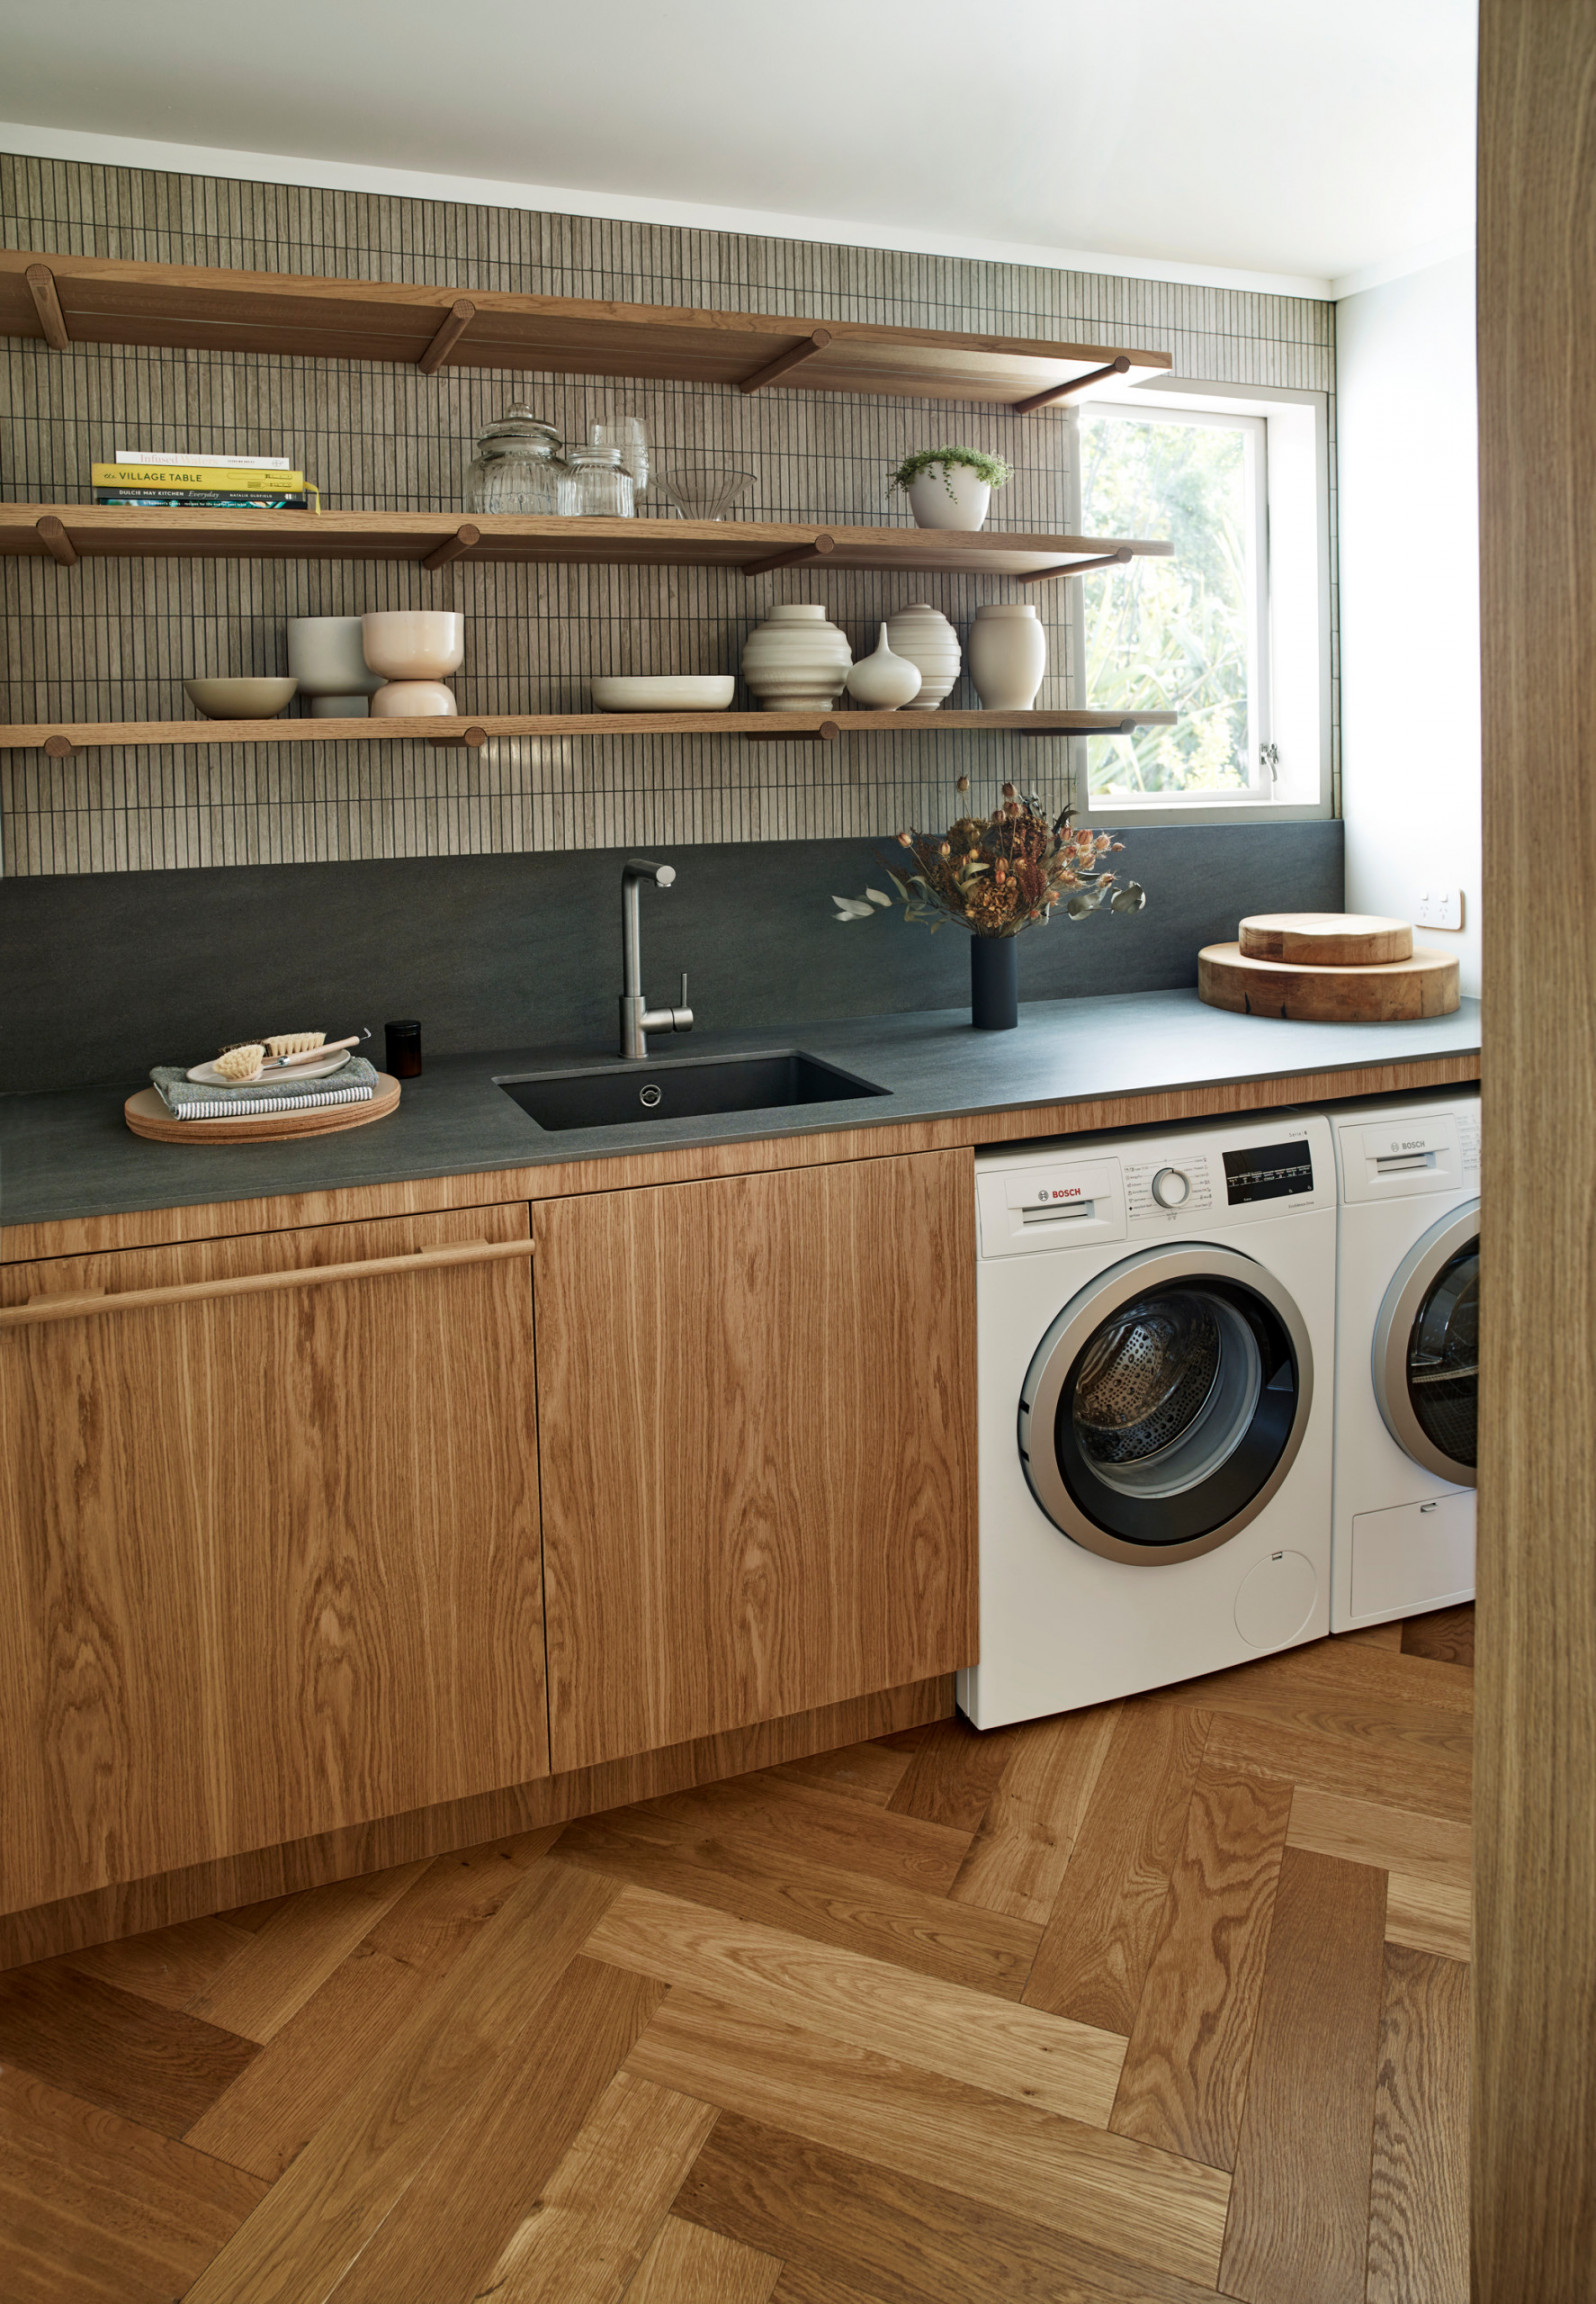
[496,1048,891,1132]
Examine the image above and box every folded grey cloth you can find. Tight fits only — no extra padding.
[151,1055,381,1119]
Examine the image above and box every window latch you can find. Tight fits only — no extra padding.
[1259,742,1281,782]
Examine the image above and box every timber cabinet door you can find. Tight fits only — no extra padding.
[532,1148,978,1773]
[0,1205,545,1914]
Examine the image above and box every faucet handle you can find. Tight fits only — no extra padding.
[669,972,694,1035]
[679,972,688,1010]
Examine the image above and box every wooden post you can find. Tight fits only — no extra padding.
[739,533,836,577]
[1012,354,1131,416]
[1017,547,1132,585]
[738,329,833,393]
[418,299,477,375]
[427,725,489,750]
[34,516,78,567]
[422,523,480,572]
[42,733,76,759]
[24,263,70,349]
[1476,3,1596,2293]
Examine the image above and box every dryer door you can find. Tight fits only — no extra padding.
[1371,1200,1479,1488]
[1019,1244,1315,1566]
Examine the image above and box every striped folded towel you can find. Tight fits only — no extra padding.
[151,1056,380,1121]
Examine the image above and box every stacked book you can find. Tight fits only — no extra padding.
[94,450,319,511]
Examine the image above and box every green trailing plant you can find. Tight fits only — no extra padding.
[831,775,1147,939]
[887,444,1015,500]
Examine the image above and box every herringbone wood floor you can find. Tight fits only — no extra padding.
[0,1607,1473,2304]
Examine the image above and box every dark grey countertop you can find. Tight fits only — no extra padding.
[0,990,1482,1234]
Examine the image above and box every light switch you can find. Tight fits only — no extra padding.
[1415,887,1464,931]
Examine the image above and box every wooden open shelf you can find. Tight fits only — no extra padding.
[3,250,1171,411]
[1,709,1179,758]
[3,505,1172,584]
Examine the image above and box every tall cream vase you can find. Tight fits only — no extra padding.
[967,603,1046,710]
[741,603,852,709]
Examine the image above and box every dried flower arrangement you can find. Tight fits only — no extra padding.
[832,776,1147,938]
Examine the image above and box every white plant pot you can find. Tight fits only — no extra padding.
[741,603,852,709]
[361,611,465,682]
[845,623,922,710]
[907,465,991,531]
[370,681,459,717]
[968,603,1046,711]
[286,615,384,698]
[886,602,961,709]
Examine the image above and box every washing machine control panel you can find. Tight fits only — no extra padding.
[1126,1154,1214,1220]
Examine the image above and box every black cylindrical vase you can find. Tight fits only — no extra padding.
[970,935,1018,1030]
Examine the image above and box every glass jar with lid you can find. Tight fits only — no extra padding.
[464,406,564,515]
[558,444,635,518]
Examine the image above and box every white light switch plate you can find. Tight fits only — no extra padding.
[1415,887,1464,931]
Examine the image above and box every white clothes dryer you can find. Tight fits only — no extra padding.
[959,1112,1337,1730]
[1325,1087,1480,1632]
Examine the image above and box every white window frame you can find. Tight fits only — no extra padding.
[1065,377,1333,828]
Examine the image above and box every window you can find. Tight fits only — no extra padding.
[1067,383,1331,824]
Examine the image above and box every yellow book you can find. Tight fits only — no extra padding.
[92,462,305,491]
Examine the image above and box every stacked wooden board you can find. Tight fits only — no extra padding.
[1199,914,1461,1022]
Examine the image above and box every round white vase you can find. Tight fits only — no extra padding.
[370,681,459,716]
[741,604,852,709]
[845,624,922,710]
[361,611,465,682]
[968,603,1047,711]
[907,465,991,531]
[885,603,961,709]
[287,615,384,702]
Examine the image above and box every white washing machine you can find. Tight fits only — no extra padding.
[959,1112,1337,1729]
[1326,1087,1480,1632]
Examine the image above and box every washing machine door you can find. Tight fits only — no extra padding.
[1018,1244,1314,1565]
[1371,1200,1479,1488]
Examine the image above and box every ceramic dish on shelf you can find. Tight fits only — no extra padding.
[589,676,736,712]
[184,676,299,720]
[185,1049,353,1087]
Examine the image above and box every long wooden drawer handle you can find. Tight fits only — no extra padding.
[0,1236,535,1329]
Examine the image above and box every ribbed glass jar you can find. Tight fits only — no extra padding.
[558,444,635,518]
[464,406,564,515]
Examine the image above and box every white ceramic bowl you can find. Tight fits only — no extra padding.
[370,681,459,717]
[361,610,465,681]
[184,676,299,720]
[287,615,384,698]
[590,676,736,713]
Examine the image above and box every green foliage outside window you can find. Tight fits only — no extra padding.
[1079,414,1254,797]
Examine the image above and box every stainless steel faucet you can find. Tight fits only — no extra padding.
[619,857,693,1059]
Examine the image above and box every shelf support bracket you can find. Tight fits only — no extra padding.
[418,298,477,376]
[427,724,489,750]
[740,532,836,578]
[1012,355,1132,416]
[1017,546,1132,586]
[25,264,71,350]
[35,515,79,568]
[738,328,833,394]
[742,718,841,744]
[422,522,480,573]
[42,732,77,758]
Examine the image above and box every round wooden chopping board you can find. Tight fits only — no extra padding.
[1198,945,1460,1023]
[1239,911,1413,965]
[125,1074,402,1143]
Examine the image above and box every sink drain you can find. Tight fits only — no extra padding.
[639,1083,664,1108]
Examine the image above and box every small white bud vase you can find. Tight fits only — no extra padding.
[845,623,922,711]
[885,602,961,709]
[740,603,852,710]
[968,603,1047,711]
[907,464,991,531]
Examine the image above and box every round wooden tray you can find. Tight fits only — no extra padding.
[125,1074,402,1143]
[1238,911,1413,966]
[1198,945,1460,1023]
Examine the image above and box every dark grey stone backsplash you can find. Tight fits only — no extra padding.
[2,821,1340,1093]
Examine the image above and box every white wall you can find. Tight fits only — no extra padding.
[1337,252,1481,995]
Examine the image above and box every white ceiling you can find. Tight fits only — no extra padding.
[0,0,1476,294]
